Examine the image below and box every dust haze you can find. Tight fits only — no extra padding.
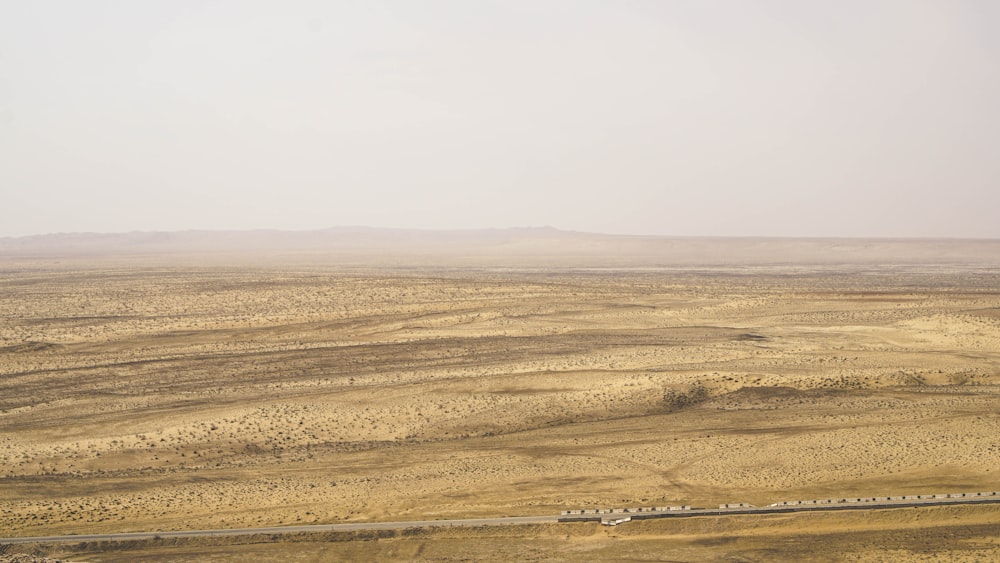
[3,0,1000,559]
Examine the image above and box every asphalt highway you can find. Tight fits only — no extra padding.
[3,495,998,545]
[0,515,561,545]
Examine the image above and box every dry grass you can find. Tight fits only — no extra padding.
[2,261,999,560]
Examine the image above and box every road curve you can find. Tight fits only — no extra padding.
[3,495,999,545]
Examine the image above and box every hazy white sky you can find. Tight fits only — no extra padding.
[1,0,997,238]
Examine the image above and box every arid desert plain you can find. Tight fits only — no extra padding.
[2,234,1000,561]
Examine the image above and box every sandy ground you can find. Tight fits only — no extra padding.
[2,261,999,560]
[1,504,996,562]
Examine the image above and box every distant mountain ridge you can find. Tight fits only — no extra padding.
[2,227,999,267]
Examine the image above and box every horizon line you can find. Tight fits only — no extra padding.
[3,226,999,243]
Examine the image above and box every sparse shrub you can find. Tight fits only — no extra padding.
[662,383,710,412]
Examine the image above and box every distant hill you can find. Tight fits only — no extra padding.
[2,227,999,268]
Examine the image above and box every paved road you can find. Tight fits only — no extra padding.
[0,515,561,545]
[3,495,999,545]
[564,496,1000,524]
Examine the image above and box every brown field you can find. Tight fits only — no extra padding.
[2,244,1000,560]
